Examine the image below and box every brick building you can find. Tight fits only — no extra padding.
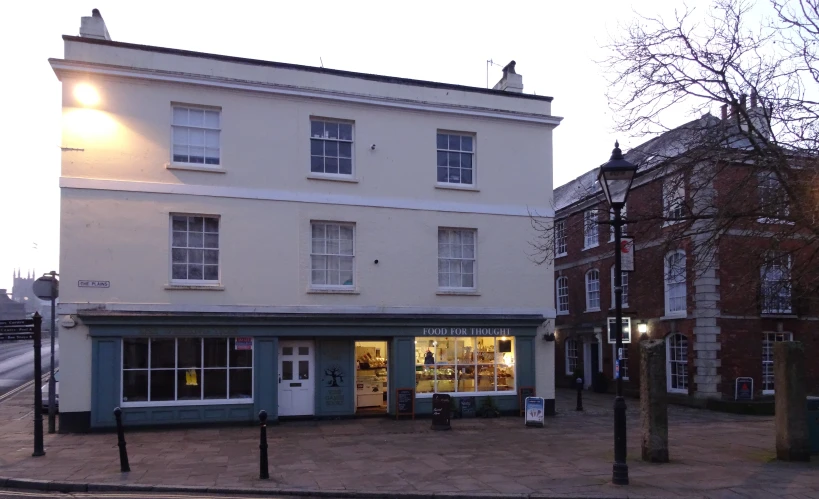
[552,106,818,402]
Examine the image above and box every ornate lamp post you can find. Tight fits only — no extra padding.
[597,141,638,486]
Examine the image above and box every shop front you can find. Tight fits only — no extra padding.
[79,313,544,429]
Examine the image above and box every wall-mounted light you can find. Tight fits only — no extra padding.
[74,83,100,107]
[637,323,648,334]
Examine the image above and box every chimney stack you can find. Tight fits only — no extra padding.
[751,91,758,108]
[740,94,747,110]
[493,61,523,93]
[721,104,728,120]
[80,9,111,40]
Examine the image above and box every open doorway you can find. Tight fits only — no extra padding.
[355,341,388,414]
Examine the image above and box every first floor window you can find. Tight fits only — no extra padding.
[556,276,569,314]
[665,250,686,315]
[760,253,792,314]
[414,336,514,394]
[565,338,579,375]
[584,209,599,248]
[663,174,685,221]
[438,228,476,289]
[171,215,219,283]
[122,337,253,404]
[666,333,688,393]
[554,219,567,256]
[437,132,474,185]
[172,106,220,165]
[613,344,629,381]
[310,119,354,175]
[310,222,355,287]
[585,269,600,311]
[611,266,629,308]
[762,332,793,393]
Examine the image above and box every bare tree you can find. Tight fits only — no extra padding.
[534,0,819,315]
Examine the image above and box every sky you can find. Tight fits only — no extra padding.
[0,0,716,292]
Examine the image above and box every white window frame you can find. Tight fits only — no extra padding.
[436,131,476,187]
[609,204,627,242]
[554,219,567,257]
[170,214,220,285]
[757,171,790,223]
[310,222,355,289]
[666,333,689,394]
[762,332,793,394]
[760,253,792,314]
[610,265,629,308]
[171,105,221,167]
[664,250,686,316]
[120,337,254,408]
[613,344,630,381]
[310,118,354,178]
[414,336,515,397]
[607,316,632,344]
[438,228,477,291]
[583,209,599,249]
[565,338,579,375]
[556,276,569,315]
[663,175,685,224]
[585,269,601,312]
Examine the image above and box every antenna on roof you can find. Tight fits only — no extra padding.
[486,59,503,88]
[320,57,324,68]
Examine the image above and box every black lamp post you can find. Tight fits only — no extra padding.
[598,141,637,486]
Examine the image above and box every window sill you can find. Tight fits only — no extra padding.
[666,389,688,395]
[757,217,794,225]
[435,183,479,192]
[555,252,568,259]
[662,220,683,227]
[436,289,481,296]
[762,390,774,395]
[760,313,797,318]
[660,314,687,321]
[307,288,360,295]
[164,284,225,291]
[557,311,569,316]
[582,244,599,251]
[609,306,630,310]
[121,398,253,408]
[584,308,601,313]
[166,163,226,174]
[415,389,513,398]
[307,174,359,183]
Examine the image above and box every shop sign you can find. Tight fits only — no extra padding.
[431,393,451,430]
[235,337,253,350]
[735,377,753,401]
[395,388,415,420]
[421,327,511,336]
[524,396,545,427]
[459,397,476,418]
[78,280,110,288]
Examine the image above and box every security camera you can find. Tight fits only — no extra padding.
[371,144,376,150]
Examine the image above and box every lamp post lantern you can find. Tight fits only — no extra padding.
[598,141,637,486]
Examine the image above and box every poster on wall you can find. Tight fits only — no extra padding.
[235,337,253,350]
[621,237,635,272]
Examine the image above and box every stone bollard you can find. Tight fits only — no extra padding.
[774,342,811,461]
[640,340,669,463]
[575,377,584,411]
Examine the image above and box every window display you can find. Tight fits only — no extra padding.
[414,337,515,395]
[122,337,253,405]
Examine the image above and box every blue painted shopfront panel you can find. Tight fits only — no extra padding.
[315,338,355,416]
[253,337,278,421]
[91,338,121,428]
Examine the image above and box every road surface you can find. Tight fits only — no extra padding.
[0,340,58,398]
[0,491,312,499]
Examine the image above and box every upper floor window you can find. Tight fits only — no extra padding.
[311,120,354,176]
[758,171,789,221]
[555,220,567,257]
[583,209,599,249]
[438,228,476,289]
[664,250,686,316]
[171,215,220,284]
[556,276,569,314]
[666,333,689,394]
[310,222,355,288]
[172,106,220,166]
[609,204,627,242]
[585,269,601,311]
[663,175,685,222]
[760,252,792,314]
[611,266,629,308]
[437,133,474,186]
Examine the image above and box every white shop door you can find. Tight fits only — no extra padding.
[278,340,315,416]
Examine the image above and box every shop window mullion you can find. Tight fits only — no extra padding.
[147,339,152,402]
[200,338,204,401]
[226,338,231,399]
[174,338,178,402]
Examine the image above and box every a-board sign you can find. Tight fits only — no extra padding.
[431,393,451,430]
[735,377,753,401]
[524,396,545,427]
[519,386,535,416]
[459,396,476,418]
[395,388,414,420]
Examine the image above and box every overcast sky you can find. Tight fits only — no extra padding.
[0,0,717,292]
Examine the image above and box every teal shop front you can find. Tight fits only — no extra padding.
[71,313,543,431]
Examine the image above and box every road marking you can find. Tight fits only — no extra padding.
[0,371,54,405]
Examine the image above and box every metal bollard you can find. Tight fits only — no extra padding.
[259,410,269,479]
[575,377,584,411]
[113,407,131,472]
[32,313,45,457]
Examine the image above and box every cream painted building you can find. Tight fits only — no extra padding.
[51,10,561,431]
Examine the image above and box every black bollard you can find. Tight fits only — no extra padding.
[259,410,269,479]
[575,377,584,411]
[32,313,44,457]
[113,407,131,472]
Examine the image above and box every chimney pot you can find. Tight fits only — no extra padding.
[492,60,523,93]
[751,91,758,108]
[721,104,728,120]
[740,94,747,109]
[80,8,111,40]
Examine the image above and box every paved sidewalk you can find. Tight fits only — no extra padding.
[0,387,816,499]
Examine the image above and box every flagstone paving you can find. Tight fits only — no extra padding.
[0,386,816,498]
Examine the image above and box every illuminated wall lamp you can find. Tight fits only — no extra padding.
[74,83,100,107]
